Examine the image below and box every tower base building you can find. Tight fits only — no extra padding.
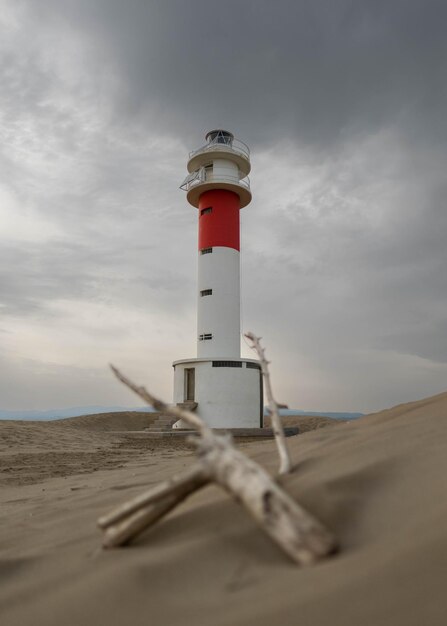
[173,358,263,429]
[173,130,262,429]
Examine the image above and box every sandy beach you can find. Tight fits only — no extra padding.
[1,393,447,625]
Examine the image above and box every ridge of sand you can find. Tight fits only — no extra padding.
[264,413,342,432]
[1,390,447,625]
[0,411,339,486]
[0,411,188,486]
[360,389,447,423]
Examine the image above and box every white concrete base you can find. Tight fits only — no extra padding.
[172,357,263,429]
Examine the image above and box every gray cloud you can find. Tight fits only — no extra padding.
[0,239,191,318]
[27,0,447,148]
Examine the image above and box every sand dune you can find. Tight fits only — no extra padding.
[1,392,447,625]
[0,411,188,486]
[264,413,343,432]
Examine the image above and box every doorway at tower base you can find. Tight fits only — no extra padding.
[172,357,263,429]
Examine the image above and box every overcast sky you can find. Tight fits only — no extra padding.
[1,0,446,412]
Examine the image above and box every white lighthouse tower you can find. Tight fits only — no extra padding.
[172,130,263,429]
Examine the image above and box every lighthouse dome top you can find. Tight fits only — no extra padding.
[205,129,234,144]
[187,129,251,177]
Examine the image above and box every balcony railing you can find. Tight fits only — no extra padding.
[180,168,250,192]
[188,136,250,161]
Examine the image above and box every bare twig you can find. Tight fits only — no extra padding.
[103,495,186,548]
[244,332,292,474]
[98,463,209,529]
[102,469,210,548]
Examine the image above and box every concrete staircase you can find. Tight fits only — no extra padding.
[145,402,198,432]
[176,401,198,412]
[145,414,178,432]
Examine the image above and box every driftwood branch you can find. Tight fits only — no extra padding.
[98,365,336,565]
[244,332,292,474]
[192,434,335,563]
[101,469,209,548]
[97,463,209,530]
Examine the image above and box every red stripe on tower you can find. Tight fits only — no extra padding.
[198,189,240,251]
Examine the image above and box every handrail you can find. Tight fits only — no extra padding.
[188,136,250,161]
[182,173,250,192]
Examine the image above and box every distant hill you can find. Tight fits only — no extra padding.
[265,408,364,420]
[0,404,362,421]
[51,411,160,431]
[0,405,156,421]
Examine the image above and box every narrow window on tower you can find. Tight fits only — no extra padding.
[200,289,212,297]
[200,247,213,255]
[198,333,213,341]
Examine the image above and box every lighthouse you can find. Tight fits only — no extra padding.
[172,130,263,429]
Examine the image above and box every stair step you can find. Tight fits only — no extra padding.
[176,402,198,411]
[146,415,178,432]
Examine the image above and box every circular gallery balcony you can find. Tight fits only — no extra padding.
[181,168,252,208]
